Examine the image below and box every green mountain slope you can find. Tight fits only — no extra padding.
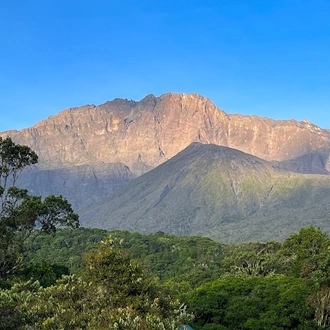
[81,143,330,243]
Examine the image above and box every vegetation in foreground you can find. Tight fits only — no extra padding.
[0,226,329,329]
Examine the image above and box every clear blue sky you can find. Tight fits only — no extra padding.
[1,0,329,131]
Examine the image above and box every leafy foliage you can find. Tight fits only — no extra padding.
[280,226,330,278]
[280,227,330,328]
[25,227,108,274]
[2,237,192,329]
[187,276,317,330]
[25,229,224,288]
[19,261,69,287]
[221,241,283,277]
[0,137,79,278]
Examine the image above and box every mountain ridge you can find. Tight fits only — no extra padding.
[2,93,330,175]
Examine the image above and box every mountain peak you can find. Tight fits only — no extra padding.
[81,141,330,243]
[1,93,330,174]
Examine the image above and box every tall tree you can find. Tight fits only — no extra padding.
[0,136,79,278]
[280,226,330,278]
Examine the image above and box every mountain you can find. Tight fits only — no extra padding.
[277,147,330,174]
[2,93,330,176]
[2,93,330,242]
[17,163,134,210]
[80,143,330,243]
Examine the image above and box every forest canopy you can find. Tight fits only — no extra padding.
[5,226,330,329]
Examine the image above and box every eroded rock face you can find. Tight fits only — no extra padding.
[2,93,330,175]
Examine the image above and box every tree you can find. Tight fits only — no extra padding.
[280,228,330,327]
[222,242,282,277]
[187,276,317,330]
[0,136,79,278]
[15,237,192,329]
[280,226,330,278]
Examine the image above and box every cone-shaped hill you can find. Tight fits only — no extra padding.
[81,143,330,243]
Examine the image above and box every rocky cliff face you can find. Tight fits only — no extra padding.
[2,93,330,175]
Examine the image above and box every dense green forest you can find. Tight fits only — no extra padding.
[1,226,330,329]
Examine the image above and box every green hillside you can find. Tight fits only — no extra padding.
[81,143,330,243]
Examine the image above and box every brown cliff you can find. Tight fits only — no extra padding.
[2,93,330,175]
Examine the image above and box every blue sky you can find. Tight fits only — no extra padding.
[0,0,329,131]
